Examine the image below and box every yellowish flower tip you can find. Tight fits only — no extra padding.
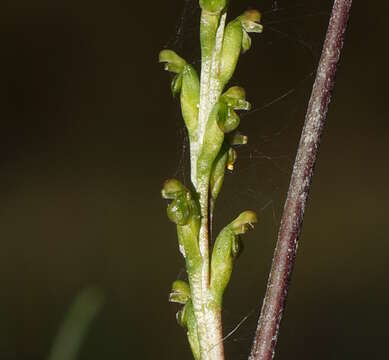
[243,9,262,23]
[242,9,263,34]
[240,210,258,224]
[242,135,248,144]
[226,148,237,169]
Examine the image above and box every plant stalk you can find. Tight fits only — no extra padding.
[160,4,263,359]
[249,1,353,359]
[190,9,227,360]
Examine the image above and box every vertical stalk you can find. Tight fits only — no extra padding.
[249,1,353,359]
[160,4,263,359]
[192,12,227,187]
[197,11,226,283]
[189,9,227,360]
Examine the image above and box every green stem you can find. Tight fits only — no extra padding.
[191,11,226,187]
[188,9,227,360]
[160,4,263,359]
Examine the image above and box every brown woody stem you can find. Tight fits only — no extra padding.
[249,1,353,359]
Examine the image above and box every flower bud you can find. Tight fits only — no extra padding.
[242,10,263,33]
[219,18,243,86]
[223,86,246,100]
[219,10,263,85]
[210,210,258,306]
[161,179,187,199]
[222,86,251,111]
[230,210,258,235]
[159,49,186,74]
[169,280,191,305]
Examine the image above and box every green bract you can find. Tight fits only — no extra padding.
[210,142,229,211]
[180,65,200,138]
[160,2,263,359]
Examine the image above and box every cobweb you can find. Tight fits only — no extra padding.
[164,0,330,357]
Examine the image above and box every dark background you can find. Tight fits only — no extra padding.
[1,0,388,359]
